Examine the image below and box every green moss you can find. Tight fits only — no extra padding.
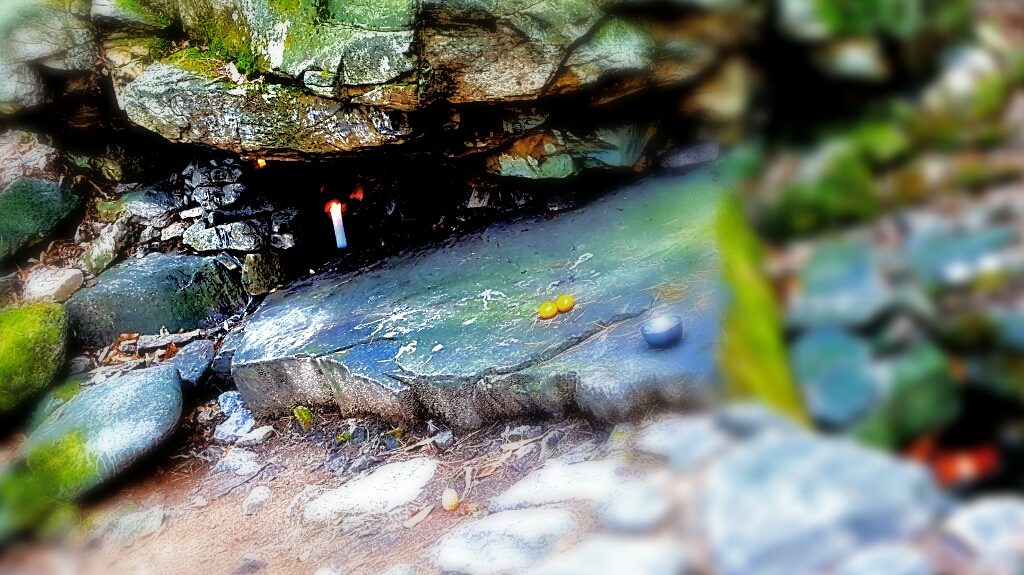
[0,303,67,414]
[952,156,1022,191]
[112,0,175,27]
[716,195,809,424]
[0,431,98,539]
[0,179,81,264]
[762,145,879,239]
[854,344,959,449]
[293,405,313,430]
[94,199,126,223]
[162,47,228,79]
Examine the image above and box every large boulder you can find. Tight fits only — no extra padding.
[121,62,412,158]
[65,253,248,346]
[0,303,67,414]
[232,162,805,428]
[0,179,81,266]
[0,366,182,536]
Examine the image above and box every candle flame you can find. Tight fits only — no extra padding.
[255,158,267,169]
[350,186,364,201]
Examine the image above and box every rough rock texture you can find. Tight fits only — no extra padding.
[66,253,248,346]
[23,267,84,303]
[121,63,411,157]
[0,179,81,266]
[232,167,791,428]
[0,303,67,414]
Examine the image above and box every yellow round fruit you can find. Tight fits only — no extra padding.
[538,301,559,320]
[555,294,575,313]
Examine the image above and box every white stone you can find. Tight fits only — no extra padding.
[303,458,438,524]
[489,458,623,512]
[431,508,581,575]
[236,425,274,446]
[593,480,672,534]
[23,267,83,302]
[834,545,935,575]
[212,448,263,477]
[242,485,271,516]
[945,497,1024,571]
[524,535,689,575]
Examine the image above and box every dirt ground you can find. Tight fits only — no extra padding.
[0,409,608,575]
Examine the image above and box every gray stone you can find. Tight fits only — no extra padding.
[490,458,623,512]
[166,339,215,386]
[303,458,438,524]
[523,535,689,575]
[432,430,455,451]
[212,448,263,477]
[232,170,737,427]
[122,183,186,227]
[431,508,582,575]
[234,552,266,575]
[944,497,1024,572]
[636,414,731,470]
[241,485,271,516]
[791,328,878,428]
[19,366,182,498]
[214,391,256,443]
[787,240,894,330]
[110,506,165,548]
[702,434,945,575]
[183,220,268,253]
[236,425,274,446]
[0,179,80,265]
[23,267,83,302]
[834,545,935,575]
[80,215,136,276]
[347,455,382,474]
[65,253,247,346]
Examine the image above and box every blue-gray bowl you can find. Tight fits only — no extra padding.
[641,314,683,349]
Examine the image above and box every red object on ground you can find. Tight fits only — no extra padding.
[931,446,1000,487]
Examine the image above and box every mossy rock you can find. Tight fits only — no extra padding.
[0,303,68,414]
[65,253,249,347]
[0,366,182,538]
[0,179,81,266]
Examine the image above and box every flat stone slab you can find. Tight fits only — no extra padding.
[233,169,738,428]
[302,458,438,524]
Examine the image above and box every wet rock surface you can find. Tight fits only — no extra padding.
[233,168,734,427]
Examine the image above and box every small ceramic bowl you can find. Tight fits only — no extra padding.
[641,314,683,349]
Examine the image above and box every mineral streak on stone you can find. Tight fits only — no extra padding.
[232,164,801,428]
[121,63,412,158]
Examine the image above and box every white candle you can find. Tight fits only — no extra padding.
[326,200,348,249]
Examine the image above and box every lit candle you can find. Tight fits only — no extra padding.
[325,200,348,249]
